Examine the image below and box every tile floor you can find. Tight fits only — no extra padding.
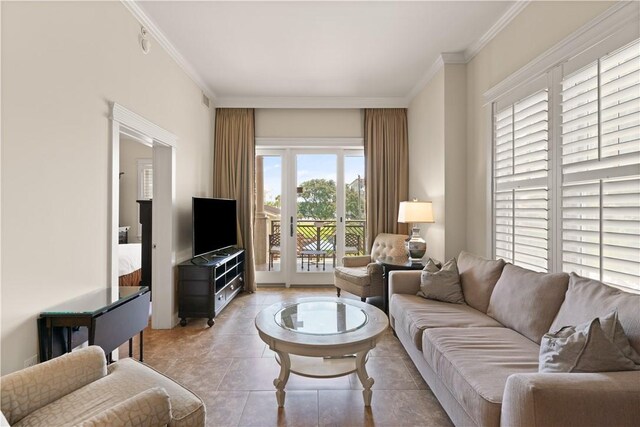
[120,287,453,427]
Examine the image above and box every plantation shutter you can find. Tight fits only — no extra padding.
[142,167,153,200]
[561,39,640,291]
[493,87,550,272]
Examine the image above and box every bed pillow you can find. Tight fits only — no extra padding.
[539,311,640,373]
[417,258,465,304]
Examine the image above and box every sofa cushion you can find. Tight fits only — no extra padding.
[418,258,465,304]
[540,312,640,373]
[550,273,640,354]
[15,358,205,427]
[334,266,370,287]
[457,251,506,313]
[422,327,540,427]
[487,264,569,344]
[390,294,502,350]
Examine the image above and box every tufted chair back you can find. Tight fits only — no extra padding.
[369,233,408,260]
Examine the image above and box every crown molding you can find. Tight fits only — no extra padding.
[120,0,217,102]
[404,51,466,103]
[215,96,409,109]
[464,0,531,62]
[484,0,638,104]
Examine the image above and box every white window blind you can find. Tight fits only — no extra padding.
[141,168,153,200]
[560,39,640,291]
[493,89,550,272]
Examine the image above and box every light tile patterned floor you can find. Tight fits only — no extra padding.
[120,287,453,427]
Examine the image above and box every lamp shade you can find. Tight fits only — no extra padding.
[398,201,434,223]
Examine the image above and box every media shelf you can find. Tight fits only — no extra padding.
[177,249,245,327]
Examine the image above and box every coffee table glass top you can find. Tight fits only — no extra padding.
[275,301,368,335]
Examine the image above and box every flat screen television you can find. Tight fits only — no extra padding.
[192,197,237,257]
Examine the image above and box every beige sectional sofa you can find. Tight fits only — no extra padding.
[389,251,640,427]
[1,346,205,426]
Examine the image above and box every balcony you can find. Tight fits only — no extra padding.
[255,219,366,272]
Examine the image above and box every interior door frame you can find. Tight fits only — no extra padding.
[110,103,177,329]
[254,139,364,287]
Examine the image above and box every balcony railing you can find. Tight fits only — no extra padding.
[270,220,366,256]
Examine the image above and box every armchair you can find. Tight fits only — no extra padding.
[1,346,205,427]
[333,233,407,301]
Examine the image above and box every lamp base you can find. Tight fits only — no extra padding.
[406,226,426,263]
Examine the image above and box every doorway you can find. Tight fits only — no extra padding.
[254,147,366,286]
[110,103,177,330]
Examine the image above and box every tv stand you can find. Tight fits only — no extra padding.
[178,249,245,327]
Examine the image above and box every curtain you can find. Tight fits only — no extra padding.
[213,108,256,292]
[364,108,409,252]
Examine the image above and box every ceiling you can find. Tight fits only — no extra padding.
[135,1,518,107]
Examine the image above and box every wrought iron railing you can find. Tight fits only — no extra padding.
[270,220,366,255]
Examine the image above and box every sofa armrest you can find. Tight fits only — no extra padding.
[388,270,421,299]
[74,387,171,427]
[1,346,107,425]
[502,371,640,427]
[342,255,371,267]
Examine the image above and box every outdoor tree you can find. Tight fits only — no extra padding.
[297,179,336,220]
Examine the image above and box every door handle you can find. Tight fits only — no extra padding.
[290,216,294,237]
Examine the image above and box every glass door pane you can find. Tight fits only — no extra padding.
[344,154,366,259]
[255,154,282,272]
[296,154,337,273]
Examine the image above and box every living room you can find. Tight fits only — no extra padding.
[1,1,639,426]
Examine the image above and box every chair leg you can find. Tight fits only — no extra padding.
[336,288,341,297]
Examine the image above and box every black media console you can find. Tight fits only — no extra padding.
[177,249,245,327]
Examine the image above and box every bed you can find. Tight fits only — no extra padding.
[119,243,142,286]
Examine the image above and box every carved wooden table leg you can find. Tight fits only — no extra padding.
[355,350,374,406]
[273,350,291,407]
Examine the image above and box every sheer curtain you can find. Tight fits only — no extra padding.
[364,108,409,251]
[213,108,256,292]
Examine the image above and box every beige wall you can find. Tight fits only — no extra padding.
[119,138,152,242]
[465,1,614,256]
[255,108,363,138]
[407,64,467,262]
[408,69,445,262]
[443,64,467,260]
[1,1,214,374]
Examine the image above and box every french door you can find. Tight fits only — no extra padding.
[254,148,366,286]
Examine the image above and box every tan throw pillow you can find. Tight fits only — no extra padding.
[539,311,640,373]
[457,251,506,313]
[417,258,465,304]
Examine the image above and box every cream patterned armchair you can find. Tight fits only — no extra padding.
[334,233,407,301]
[0,346,205,427]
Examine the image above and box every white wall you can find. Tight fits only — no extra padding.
[1,1,214,374]
[407,69,445,262]
[256,108,363,138]
[119,138,152,242]
[465,0,614,256]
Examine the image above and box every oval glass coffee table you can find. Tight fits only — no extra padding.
[255,297,388,407]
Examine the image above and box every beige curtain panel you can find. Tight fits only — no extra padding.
[213,108,256,292]
[364,108,409,251]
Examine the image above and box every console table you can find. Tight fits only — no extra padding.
[375,257,425,313]
[38,286,150,362]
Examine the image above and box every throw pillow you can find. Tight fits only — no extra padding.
[417,258,465,304]
[539,311,640,373]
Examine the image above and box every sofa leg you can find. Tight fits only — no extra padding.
[361,297,366,303]
[336,288,341,297]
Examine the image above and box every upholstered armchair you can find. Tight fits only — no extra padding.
[1,346,205,426]
[334,233,408,301]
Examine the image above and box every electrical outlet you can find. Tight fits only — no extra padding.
[23,354,38,368]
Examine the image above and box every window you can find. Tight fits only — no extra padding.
[491,34,640,292]
[560,40,640,290]
[136,159,152,238]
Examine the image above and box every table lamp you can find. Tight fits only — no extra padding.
[398,200,435,262]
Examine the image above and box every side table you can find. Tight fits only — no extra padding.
[375,257,425,313]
